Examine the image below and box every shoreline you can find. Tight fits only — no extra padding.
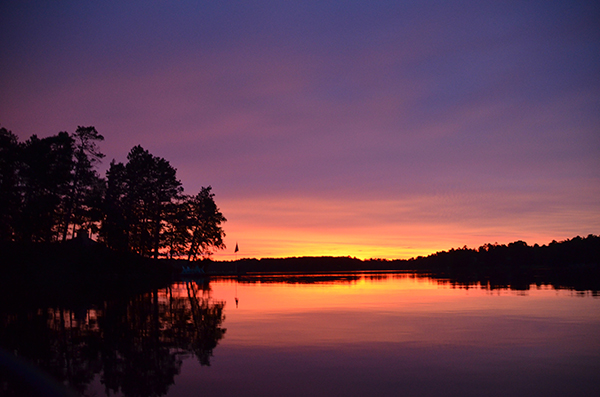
[1,235,598,305]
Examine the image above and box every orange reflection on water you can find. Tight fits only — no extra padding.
[203,274,600,349]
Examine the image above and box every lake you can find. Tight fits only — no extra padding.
[1,272,599,396]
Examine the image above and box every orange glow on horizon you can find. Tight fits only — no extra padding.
[210,195,599,261]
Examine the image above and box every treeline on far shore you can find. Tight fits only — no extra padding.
[205,234,600,291]
[1,234,599,302]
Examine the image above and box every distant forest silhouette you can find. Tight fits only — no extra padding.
[212,235,599,291]
[0,125,226,260]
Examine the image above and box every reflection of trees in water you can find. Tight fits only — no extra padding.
[0,281,225,397]
[218,270,600,293]
[231,273,362,285]
[165,281,226,366]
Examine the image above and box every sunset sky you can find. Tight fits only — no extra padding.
[1,1,598,260]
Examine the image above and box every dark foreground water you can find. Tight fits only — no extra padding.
[1,273,599,396]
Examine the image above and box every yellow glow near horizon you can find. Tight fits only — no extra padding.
[210,194,599,260]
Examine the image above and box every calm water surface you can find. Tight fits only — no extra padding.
[2,273,599,396]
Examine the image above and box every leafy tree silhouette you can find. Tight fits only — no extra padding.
[101,146,183,258]
[101,148,226,260]
[61,126,105,241]
[161,187,227,260]
[0,126,107,244]
[162,195,193,259]
[0,127,21,241]
[185,187,227,260]
[18,132,74,242]
[2,125,226,258]
[102,161,129,251]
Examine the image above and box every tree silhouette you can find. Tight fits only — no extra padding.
[1,124,227,259]
[101,146,183,258]
[0,127,21,241]
[18,132,74,242]
[161,187,227,260]
[100,148,226,260]
[185,187,227,260]
[162,196,193,259]
[61,126,105,240]
[101,160,129,251]
[0,126,107,244]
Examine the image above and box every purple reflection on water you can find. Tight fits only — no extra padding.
[171,342,598,396]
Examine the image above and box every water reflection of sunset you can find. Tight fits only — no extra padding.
[206,275,600,348]
[2,274,598,396]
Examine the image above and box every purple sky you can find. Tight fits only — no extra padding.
[1,1,599,259]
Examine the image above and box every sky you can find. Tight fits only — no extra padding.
[1,1,599,260]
